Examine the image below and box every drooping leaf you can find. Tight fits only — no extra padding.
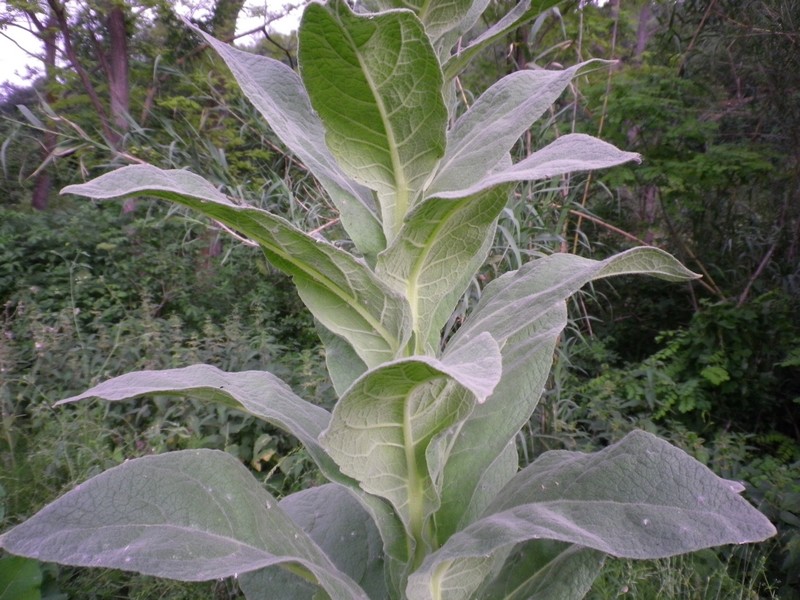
[435,248,700,540]
[377,186,509,353]
[409,431,777,598]
[0,451,368,599]
[442,0,562,79]
[320,332,501,547]
[62,165,411,370]
[190,25,384,260]
[54,364,344,483]
[429,61,607,194]
[299,0,448,242]
[435,134,641,199]
[316,323,369,397]
[239,484,387,600]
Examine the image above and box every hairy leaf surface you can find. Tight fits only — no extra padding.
[0,451,368,599]
[189,25,384,260]
[62,165,411,370]
[321,332,501,544]
[436,134,640,199]
[377,186,509,352]
[435,248,700,540]
[410,431,777,598]
[240,484,387,599]
[430,61,606,194]
[300,0,447,241]
[55,365,341,482]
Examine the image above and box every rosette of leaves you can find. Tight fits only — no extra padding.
[0,1,775,598]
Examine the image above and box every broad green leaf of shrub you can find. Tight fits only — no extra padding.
[435,248,700,540]
[299,0,448,242]
[321,332,501,555]
[0,450,369,599]
[54,364,342,482]
[62,165,412,370]
[408,431,777,600]
[239,484,387,599]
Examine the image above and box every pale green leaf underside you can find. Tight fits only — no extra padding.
[0,450,368,599]
[299,0,448,241]
[321,332,501,534]
[430,61,607,194]
[54,364,343,483]
[377,186,509,352]
[240,484,387,600]
[436,133,641,199]
[435,248,700,540]
[190,24,384,259]
[62,165,411,370]
[412,431,776,597]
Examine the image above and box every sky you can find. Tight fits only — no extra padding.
[0,1,304,88]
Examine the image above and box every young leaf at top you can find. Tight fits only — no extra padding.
[377,186,510,353]
[434,248,700,540]
[0,450,369,599]
[191,25,385,261]
[299,0,448,242]
[62,165,412,370]
[408,431,777,599]
[429,60,608,195]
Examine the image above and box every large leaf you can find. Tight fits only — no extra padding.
[429,61,607,194]
[299,0,448,242]
[408,431,777,599]
[434,248,700,540]
[320,332,501,551]
[435,133,641,199]
[55,364,344,483]
[239,484,387,600]
[62,165,411,370]
[0,450,368,599]
[377,186,509,352]
[190,25,384,260]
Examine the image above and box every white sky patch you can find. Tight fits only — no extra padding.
[0,1,303,88]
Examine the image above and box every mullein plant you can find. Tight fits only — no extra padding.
[0,1,774,598]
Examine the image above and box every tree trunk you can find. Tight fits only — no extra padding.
[106,4,130,133]
[30,10,59,211]
[210,0,246,40]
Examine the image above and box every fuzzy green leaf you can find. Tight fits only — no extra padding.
[0,451,368,599]
[54,365,342,483]
[435,134,641,199]
[435,248,700,540]
[377,186,509,352]
[190,25,384,260]
[320,332,501,546]
[409,431,777,599]
[299,0,448,242]
[239,484,387,600]
[62,165,411,370]
[429,62,607,194]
